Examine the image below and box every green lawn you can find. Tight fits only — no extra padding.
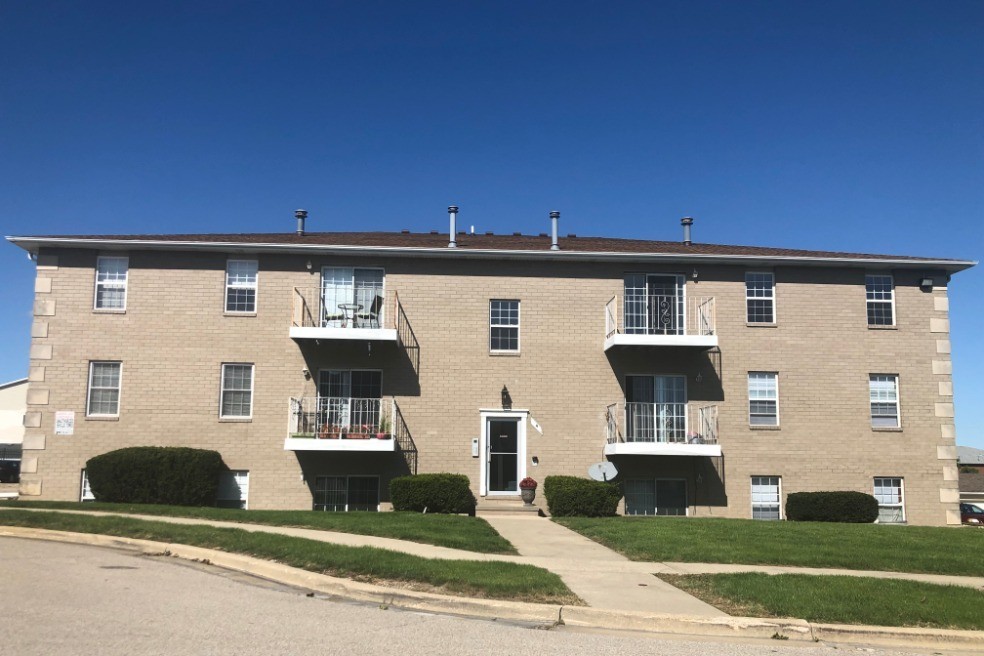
[659,573,984,630]
[555,516,984,576]
[0,500,515,554]
[0,510,577,604]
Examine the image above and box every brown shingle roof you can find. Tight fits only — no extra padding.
[10,231,969,263]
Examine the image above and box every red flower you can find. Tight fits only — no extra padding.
[519,477,538,490]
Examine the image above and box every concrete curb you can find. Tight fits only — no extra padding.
[3,527,983,651]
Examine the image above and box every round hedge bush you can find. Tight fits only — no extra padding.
[389,473,477,514]
[85,447,225,506]
[543,475,622,517]
[785,491,879,523]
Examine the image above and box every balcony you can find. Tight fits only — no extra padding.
[285,396,402,452]
[604,402,721,457]
[604,294,717,351]
[290,284,399,342]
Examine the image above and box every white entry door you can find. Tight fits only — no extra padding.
[480,411,527,496]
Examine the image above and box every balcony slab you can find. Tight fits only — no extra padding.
[604,442,722,457]
[284,437,397,452]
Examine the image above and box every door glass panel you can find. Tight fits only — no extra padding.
[347,477,379,512]
[655,480,687,516]
[488,419,519,492]
[624,479,656,515]
[647,275,683,335]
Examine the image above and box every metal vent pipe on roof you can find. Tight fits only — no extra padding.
[448,206,459,248]
[550,211,560,250]
[295,209,308,236]
[681,216,694,245]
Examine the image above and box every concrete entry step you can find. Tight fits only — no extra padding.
[475,496,542,517]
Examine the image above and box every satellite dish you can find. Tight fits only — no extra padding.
[588,462,618,482]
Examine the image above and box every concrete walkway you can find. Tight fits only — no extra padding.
[2,506,982,613]
[479,514,726,616]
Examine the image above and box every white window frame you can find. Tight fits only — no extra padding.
[873,477,905,524]
[86,361,122,417]
[745,272,776,324]
[748,372,779,427]
[489,299,521,354]
[217,470,250,509]
[225,259,258,314]
[751,476,782,520]
[869,374,901,428]
[93,256,129,311]
[865,274,895,327]
[220,363,255,419]
[80,469,96,502]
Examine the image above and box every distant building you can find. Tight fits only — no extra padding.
[0,378,27,485]
[958,445,984,504]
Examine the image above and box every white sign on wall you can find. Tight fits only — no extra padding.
[54,411,75,436]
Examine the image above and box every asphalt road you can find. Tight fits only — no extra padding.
[0,537,958,656]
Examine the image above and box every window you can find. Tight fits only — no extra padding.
[869,375,900,428]
[751,476,781,520]
[217,470,249,509]
[80,469,96,502]
[624,274,686,335]
[94,256,128,310]
[490,300,520,352]
[748,372,778,426]
[873,477,905,523]
[225,260,258,313]
[745,272,775,323]
[313,475,379,512]
[220,364,254,418]
[866,275,894,326]
[87,361,121,416]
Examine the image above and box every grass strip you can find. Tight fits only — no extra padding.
[555,517,984,576]
[0,510,578,604]
[0,500,515,554]
[659,572,984,631]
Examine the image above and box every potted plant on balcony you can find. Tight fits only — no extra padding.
[319,424,343,439]
[519,477,538,506]
[347,424,371,439]
[376,415,392,440]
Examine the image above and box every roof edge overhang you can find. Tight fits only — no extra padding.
[5,236,977,274]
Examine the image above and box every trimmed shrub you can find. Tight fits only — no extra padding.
[785,491,879,523]
[543,475,622,517]
[85,447,225,506]
[389,473,477,514]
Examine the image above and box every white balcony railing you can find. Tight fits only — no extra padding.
[605,294,716,349]
[605,402,719,446]
[291,284,393,330]
[289,396,395,438]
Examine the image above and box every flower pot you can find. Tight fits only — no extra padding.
[521,488,536,505]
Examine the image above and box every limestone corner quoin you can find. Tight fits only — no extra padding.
[7,218,976,525]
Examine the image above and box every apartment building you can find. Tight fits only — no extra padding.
[6,213,974,524]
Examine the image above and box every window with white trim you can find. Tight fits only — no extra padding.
[313,475,380,512]
[80,469,96,502]
[490,300,520,353]
[87,361,121,417]
[873,477,905,523]
[748,372,778,426]
[217,470,249,509]
[225,260,258,313]
[751,476,781,520]
[869,374,900,428]
[865,275,894,326]
[220,364,254,418]
[94,256,128,310]
[745,272,775,323]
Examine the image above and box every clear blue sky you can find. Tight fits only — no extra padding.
[1,2,981,444]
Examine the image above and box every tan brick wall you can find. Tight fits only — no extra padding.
[19,248,961,524]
